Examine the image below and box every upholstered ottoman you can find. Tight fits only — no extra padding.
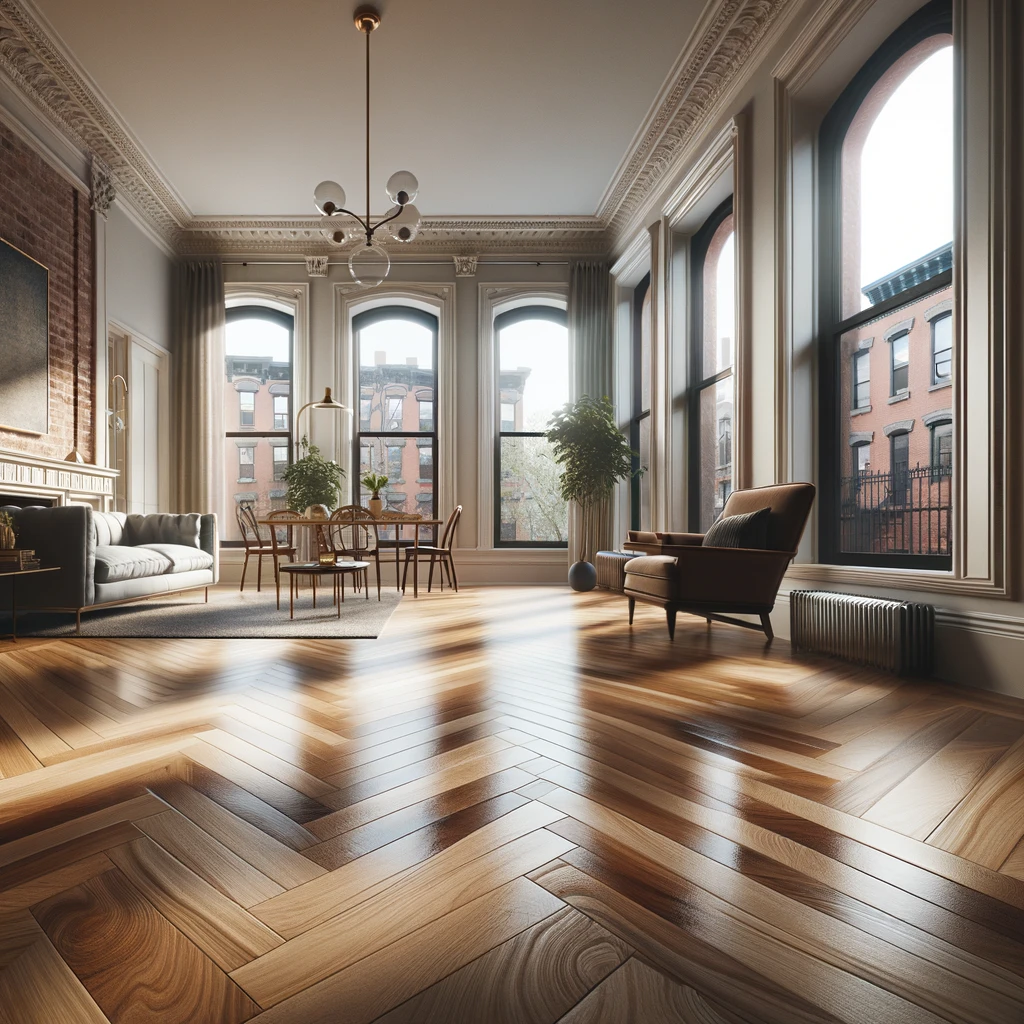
[595,550,635,592]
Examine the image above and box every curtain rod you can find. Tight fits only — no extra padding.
[219,259,571,267]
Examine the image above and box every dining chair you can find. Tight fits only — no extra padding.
[327,505,382,600]
[236,504,287,596]
[401,504,462,594]
[264,509,301,609]
[376,510,420,590]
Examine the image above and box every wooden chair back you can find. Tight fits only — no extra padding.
[235,504,264,550]
[439,505,463,552]
[328,504,379,554]
[265,509,301,552]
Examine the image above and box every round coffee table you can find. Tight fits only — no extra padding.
[280,561,370,619]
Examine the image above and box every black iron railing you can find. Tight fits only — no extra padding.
[840,464,952,556]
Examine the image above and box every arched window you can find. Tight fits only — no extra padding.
[352,307,438,532]
[223,305,294,544]
[819,0,953,568]
[689,197,735,531]
[493,305,569,547]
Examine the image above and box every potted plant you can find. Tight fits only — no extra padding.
[546,394,638,591]
[283,436,345,518]
[361,473,389,517]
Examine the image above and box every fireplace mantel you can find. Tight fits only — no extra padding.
[0,447,117,509]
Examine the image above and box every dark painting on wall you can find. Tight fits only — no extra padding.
[0,237,49,436]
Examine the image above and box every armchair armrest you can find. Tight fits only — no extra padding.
[657,532,705,546]
[2,504,93,608]
[199,514,219,585]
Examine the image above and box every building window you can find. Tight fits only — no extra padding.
[931,420,952,476]
[852,350,871,409]
[855,443,871,475]
[494,305,569,547]
[630,274,652,531]
[354,307,438,532]
[224,306,294,545]
[890,333,910,395]
[272,445,288,481]
[819,2,953,568]
[239,391,255,428]
[419,446,434,482]
[931,312,952,384]
[418,399,433,432]
[238,445,255,483]
[273,394,288,431]
[689,198,735,531]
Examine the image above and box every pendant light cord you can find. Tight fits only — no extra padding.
[365,27,371,245]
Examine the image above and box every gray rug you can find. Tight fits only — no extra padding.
[1,587,403,639]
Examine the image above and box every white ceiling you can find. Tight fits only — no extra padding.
[31,0,706,219]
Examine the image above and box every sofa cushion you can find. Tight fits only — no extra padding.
[702,507,771,549]
[137,543,214,574]
[94,545,173,584]
[92,511,128,547]
[126,513,201,548]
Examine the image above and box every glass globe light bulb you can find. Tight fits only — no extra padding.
[321,217,349,245]
[385,170,419,206]
[388,203,421,242]
[314,180,346,216]
[348,243,390,287]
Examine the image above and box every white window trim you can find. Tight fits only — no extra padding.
[773,0,1015,597]
[477,285,567,552]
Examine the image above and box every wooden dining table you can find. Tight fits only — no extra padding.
[257,515,444,598]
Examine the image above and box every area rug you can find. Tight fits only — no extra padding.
[1,587,403,639]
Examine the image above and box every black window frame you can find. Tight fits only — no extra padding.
[931,311,953,384]
[224,305,295,547]
[493,304,569,549]
[817,0,953,570]
[629,274,651,532]
[688,195,735,532]
[352,306,438,538]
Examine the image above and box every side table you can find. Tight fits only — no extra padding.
[280,562,370,619]
[0,566,60,640]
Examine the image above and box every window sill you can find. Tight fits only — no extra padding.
[237,478,255,484]
[887,392,910,405]
[929,380,952,391]
[785,562,1009,598]
[850,406,872,417]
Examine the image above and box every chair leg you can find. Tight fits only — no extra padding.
[448,554,459,592]
[760,613,774,642]
[441,557,453,591]
[666,607,676,640]
[256,554,263,593]
[375,553,381,601]
[240,552,249,592]
[628,597,635,625]
[428,556,436,593]
[401,554,410,593]
[274,555,281,610]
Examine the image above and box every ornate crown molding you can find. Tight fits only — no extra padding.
[89,158,115,218]
[453,256,478,277]
[1,0,793,259]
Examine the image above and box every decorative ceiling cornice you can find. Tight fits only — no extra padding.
[0,0,794,259]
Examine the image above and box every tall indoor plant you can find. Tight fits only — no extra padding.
[546,395,637,591]
[284,436,345,516]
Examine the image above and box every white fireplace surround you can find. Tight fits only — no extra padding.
[0,447,117,509]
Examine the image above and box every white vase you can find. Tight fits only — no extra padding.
[304,504,329,520]
[368,497,383,517]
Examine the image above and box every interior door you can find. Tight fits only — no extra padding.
[128,339,169,514]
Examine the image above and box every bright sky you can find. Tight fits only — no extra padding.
[357,319,434,369]
[225,318,289,360]
[859,46,953,289]
[499,318,570,430]
[716,232,735,366]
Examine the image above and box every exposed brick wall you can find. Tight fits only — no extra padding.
[0,119,94,462]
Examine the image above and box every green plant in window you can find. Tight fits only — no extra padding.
[360,472,389,499]
[283,436,345,512]
[546,395,639,563]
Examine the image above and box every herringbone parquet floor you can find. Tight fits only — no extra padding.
[1,586,1023,1023]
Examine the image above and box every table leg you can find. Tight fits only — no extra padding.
[289,573,294,619]
[341,573,345,603]
[336,575,341,618]
[413,529,419,598]
[364,567,369,599]
[10,576,17,641]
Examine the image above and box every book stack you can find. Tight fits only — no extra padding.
[0,549,41,571]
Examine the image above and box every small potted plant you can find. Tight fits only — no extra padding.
[284,436,345,518]
[0,510,15,550]
[546,395,639,592]
[361,473,389,516]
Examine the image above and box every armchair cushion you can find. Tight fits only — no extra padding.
[702,506,770,549]
[622,555,678,601]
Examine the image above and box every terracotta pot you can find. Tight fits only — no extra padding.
[0,524,14,550]
[368,497,383,517]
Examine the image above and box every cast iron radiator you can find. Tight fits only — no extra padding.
[789,590,934,676]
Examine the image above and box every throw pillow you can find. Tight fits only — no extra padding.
[702,506,771,549]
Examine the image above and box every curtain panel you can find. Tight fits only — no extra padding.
[173,261,225,514]
[568,260,613,563]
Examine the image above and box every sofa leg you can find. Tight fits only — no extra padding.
[666,607,676,640]
[76,609,82,635]
[205,587,209,604]
[760,613,774,641]
[628,597,635,625]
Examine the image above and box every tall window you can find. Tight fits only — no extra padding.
[820,1,953,567]
[689,197,735,531]
[353,307,437,534]
[494,306,569,547]
[630,275,652,531]
[223,306,293,544]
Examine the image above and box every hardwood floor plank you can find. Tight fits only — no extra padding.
[249,877,566,1024]
[33,868,259,1024]
[136,809,285,908]
[0,683,71,762]
[107,837,283,971]
[0,853,115,913]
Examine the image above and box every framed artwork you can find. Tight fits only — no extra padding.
[0,237,49,436]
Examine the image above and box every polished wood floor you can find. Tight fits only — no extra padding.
[0,586,1023,1023]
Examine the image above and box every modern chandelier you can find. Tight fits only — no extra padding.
[313,5,420,287]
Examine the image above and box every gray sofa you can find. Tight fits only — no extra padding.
[1,506,218,631]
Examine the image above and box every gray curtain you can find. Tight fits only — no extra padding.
[173,261,225,514]
[568,260,613,562]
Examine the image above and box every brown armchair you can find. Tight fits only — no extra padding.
[622,483,815,641]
